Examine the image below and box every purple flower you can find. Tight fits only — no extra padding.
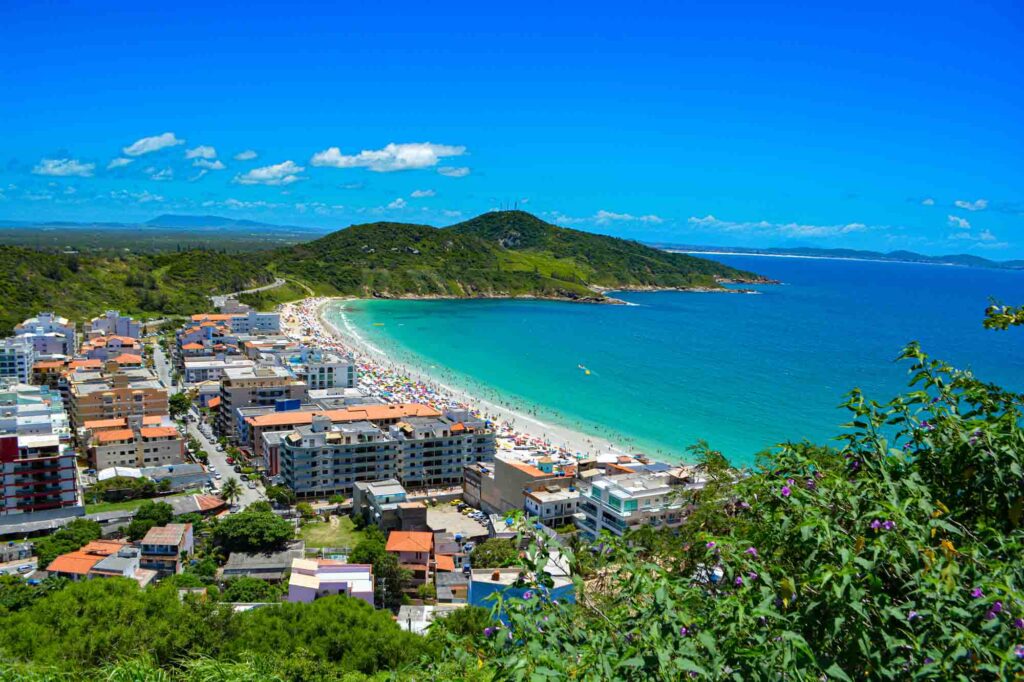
[870,519,882,531]
[971,587,984,599]
[744,547,758,558]
[786,478,794,486]
[735,576,744,586]
[924,657,934,664]
[991,600,1003,614]
[706,541,716,549]
[985,609,997,621]
[748,571,759,581]
[805,478,816,490]
[908,610,918,621]
[849,460,861,472]
[1014,618,1024,629]
[484,627,495,637]
[780,485,791,497]
[1016,645,1024,659]
[679,626,689,637]
[881,520,896,531]
[523,591,533,600]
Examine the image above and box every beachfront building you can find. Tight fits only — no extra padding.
[83,311,142,340]
[576,472,684,538]
[0,338,36,385]
[139,523,194,576]
[215,365,307,438]
[13,312,76,358]
[190,309,281,335]
[67,365,168,430]
[300,350,356,390]
[278,415,398,499]
[287,558,374,605]
[248,403,441,474]
[390,411,495,488]
[469,452,575,516]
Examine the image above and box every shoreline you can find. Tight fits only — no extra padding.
[280,297,639,461]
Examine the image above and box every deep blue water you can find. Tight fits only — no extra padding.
[333,256,1024,465]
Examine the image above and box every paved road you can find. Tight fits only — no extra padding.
[210,277,287,309]
[153,344,180,396]
[186,411,266,509]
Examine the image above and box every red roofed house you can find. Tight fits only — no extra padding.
[80,335,143,362]
[47,540,127,580]
[386,530,434,587]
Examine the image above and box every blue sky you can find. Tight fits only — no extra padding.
[1,1,1022,256]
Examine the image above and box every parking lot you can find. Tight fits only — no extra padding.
[426,505,490,540]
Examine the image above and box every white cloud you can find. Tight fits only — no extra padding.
[110,189,164,203]
[106,157,133,170]
[410,189,435,198]
[947,215,971,229]
[122,132,184,156]
[32,158,95,177]
[149,168,173,181]
[594,210,664,225]
[686,214,869,238]
[441,209,463,219]
[202,198,282,210]
[193,158,225,170]
[311,142,466,172]
[954,199,987,211]
[233,160,305,186]
[949,229,1005,247]
[233,150,258,161]
[185,145,217,159]
[437,166,470,178]
[387,197,407,209]
[921,198,935,206]
[189,170,208,182]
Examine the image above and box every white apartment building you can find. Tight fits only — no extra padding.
[14,312,76,358]
[303,351,356,390]
[524,484,580,529]
[0,338,36,385]
[182,356,255,384]
[84,311,142,340]
[576,472,684,538]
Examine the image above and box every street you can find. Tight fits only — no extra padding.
[186,412,266,509]
[152,343,180,396]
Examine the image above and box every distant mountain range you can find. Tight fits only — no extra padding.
[655,244,1024,271]
[0,214,324,233]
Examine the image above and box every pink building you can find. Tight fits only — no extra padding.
[286,558,374,606]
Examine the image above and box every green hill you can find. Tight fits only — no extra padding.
[0,246,274,333]
[270,210,769,301]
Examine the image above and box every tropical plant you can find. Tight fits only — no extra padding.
[219,478,243,505]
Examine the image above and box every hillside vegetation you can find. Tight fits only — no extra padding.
[269,211,768,301]
[0,211,766,330]
[0,246,273,333]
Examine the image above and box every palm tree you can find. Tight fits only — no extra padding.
[220,477,243,505]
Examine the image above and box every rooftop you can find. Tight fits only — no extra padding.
[141,523,190,546]
[386,531,433,554]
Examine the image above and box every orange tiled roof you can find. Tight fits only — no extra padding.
[32,360,66,370]
[95,428,135,443]
[107,336,139,345]
[192,314,233,322]
[112,353,143,364]
[83,417,127,430]
[386,531,433,554]
[247,403,440,428]
[140,426,179,439]
[181,343,204,351]
[435,554,456,571]
[207,396,221,408]
[143,415,163,425]
[507,461,549,478]
[69,359,102,369]
[47,540,126,575]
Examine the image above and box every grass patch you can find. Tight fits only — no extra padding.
[84,492,200,514]
[300,515,366,549]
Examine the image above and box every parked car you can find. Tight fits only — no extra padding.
[226,457,234,464]
[247,482,257,490]
[214,472,222,480]
[233,465,242,473]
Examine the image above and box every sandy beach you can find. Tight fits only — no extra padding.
[279,297,634,460]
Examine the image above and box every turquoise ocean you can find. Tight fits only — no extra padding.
[326,255,1024,467]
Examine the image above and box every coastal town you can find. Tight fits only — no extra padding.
[0,294,707,628]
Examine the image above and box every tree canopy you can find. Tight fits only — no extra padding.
[213,509,294,553]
